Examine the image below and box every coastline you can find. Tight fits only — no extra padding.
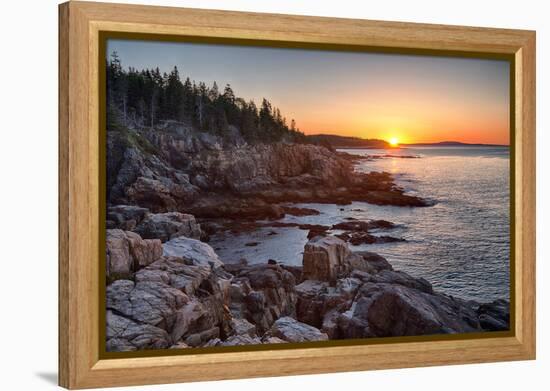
[105,124,510,351]
[106,225,509,351]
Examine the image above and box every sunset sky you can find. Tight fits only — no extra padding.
[108,39,510,145]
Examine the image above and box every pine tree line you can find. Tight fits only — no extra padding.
[107,51,306,144]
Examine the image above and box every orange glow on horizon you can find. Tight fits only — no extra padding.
[281,73,510,146]
[296,108,510,145]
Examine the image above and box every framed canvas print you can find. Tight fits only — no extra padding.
[58,1,536,389]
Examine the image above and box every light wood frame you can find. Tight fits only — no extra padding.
[59,1,536,389]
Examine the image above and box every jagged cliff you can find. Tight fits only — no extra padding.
[107,121,427,223]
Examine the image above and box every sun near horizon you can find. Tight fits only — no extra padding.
[389,137,399,147]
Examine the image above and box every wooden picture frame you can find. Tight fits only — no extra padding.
[59,1,536,389]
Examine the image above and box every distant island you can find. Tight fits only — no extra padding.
[305,137,508,149]
[306,134,390,149]
[403,141,509,147]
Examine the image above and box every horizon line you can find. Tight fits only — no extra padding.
[307,133,509,146]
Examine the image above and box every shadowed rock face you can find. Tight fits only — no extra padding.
[107,129,200,213]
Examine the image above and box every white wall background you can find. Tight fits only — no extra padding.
[0,0,546,389]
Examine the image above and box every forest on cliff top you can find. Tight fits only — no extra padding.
[107,52,389,149]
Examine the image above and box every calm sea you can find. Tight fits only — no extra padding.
[210,146,510,302]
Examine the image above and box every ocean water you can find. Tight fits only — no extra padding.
[210,146,510,302]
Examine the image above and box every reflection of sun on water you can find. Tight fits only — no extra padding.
[390,158,398,173]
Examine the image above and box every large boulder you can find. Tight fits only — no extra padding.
[106,279,189,330]
[265,317,328,342]
[106,310,171,351]
[302,236,351,283]
[163,237,224,269]
[106,229,162,281]
[338,282,481,339]
[135,212,202,242]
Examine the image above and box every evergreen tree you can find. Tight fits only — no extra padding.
[165,66,184,120]
[107,51,128,124]
[222,84,235,104]
[209,81,219,101]
[182,77,194,122]
[259,99,274,141]
[105,52,305,143]
[196,82,208,129]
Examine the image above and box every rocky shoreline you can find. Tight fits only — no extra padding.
[105,122,509,352]
[106,224,509,351]
[107,122,429,226]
